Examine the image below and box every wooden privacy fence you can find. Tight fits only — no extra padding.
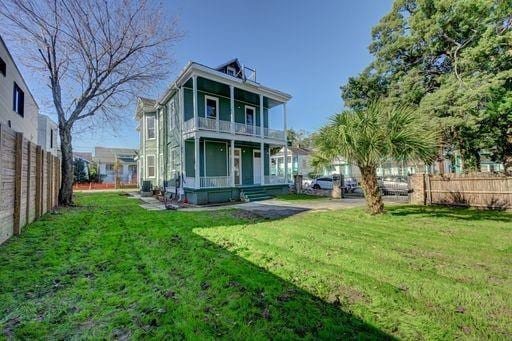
[0,124,61,245]
[410,173,512,209]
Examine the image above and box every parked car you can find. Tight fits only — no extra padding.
[379,176,409,195]
[311,177,333,190]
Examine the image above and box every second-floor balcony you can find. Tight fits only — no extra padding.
[183,117,285,141]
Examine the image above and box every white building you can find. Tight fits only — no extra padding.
[0,35,39,143]
[37,114,59,155]
[93,147,138,184]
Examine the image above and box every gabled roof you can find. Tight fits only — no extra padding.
[215,58,242,72]
[135,96,157,119]
[156,60,292,107]
[273,146,313,157]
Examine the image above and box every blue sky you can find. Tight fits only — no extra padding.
[13,0,393,153]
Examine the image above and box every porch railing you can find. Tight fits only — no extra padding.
[200,176,231,188]
[183,118,284,140]
[265,175,287,184]
[183,176,195,188]
[264,128,285,140]
[234,122,260,136]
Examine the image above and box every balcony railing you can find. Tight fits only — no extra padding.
[183,118,285,140]
[235,122,260,136]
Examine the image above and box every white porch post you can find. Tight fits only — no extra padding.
[260,142,265,185]
[156,108,160,185]
[193,75,198,129]
[179,87,185,180]
[259,94,264,138]
[283,103,288,183]
[230,139,235,187]
[230,85,235,134]
[194,136,200,189]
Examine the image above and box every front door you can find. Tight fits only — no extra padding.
[234,148,241,185]
[253,150,261,184]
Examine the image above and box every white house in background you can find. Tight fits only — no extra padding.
[270,146,314,181]
[37,114,59,155]
[0,34,39,143]
[93,147,138,184]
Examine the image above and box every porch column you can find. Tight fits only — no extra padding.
[194,136,200,189]
[283,103,288,183]
[179,87,185,180]
[230,139,235,187]
[230,85,235,134]
[259,94,264,138]
[193,75,198,129]
[260,142,265,185]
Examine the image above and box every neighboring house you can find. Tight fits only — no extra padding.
[37,114,59,155]
[0,35,39,143]
[73,152,93,163]
[270,146,314,181]
[93,147,138,184]
[135,97,157,186]
[136,58,292,204]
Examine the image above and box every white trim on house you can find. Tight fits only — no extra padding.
[157,62,292,106]
[253,149,262,185]
[234,147,242,186]
[244,105,256,126]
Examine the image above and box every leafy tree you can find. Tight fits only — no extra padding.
[341,0,512,173]
[287,129,313,149]
[312,101,438,214]
[73,159,89,184]
[88,161,101,183]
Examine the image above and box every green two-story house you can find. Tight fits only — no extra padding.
[136,59,292,204]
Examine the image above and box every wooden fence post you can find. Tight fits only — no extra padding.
[26,141,31,224]
[13,132,23,235]
[426,174,432,205]
[47,151,52,211]
[35,146,42,218]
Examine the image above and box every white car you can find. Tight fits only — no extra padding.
[311,177,333,190]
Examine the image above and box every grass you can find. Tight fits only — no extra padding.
[274,193,329,201]
[0,193,511,339]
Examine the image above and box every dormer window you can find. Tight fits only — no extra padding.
[226,66,236,77]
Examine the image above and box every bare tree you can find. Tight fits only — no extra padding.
[0,0,181,205]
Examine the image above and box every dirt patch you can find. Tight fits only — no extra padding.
[328,285,370,306]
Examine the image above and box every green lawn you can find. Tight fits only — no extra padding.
[0,193,510,339]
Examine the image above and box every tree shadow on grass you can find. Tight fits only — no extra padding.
[0,193,394,339]
[385,205,512,223]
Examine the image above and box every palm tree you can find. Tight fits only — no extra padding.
[312,101,439,214]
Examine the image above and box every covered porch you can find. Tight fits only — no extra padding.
[183,137,288,189]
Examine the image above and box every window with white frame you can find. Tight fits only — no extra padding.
[226,66,236,76]
[205,96,218,119]
[147,155,155,177]
[146,115,155,139]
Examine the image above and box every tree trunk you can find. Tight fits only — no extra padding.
[503,154,512,176]
[59,127,74,205]
[359,165,384,214]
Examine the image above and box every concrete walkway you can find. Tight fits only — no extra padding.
[129,192,403,219]
[181,198,369,219]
